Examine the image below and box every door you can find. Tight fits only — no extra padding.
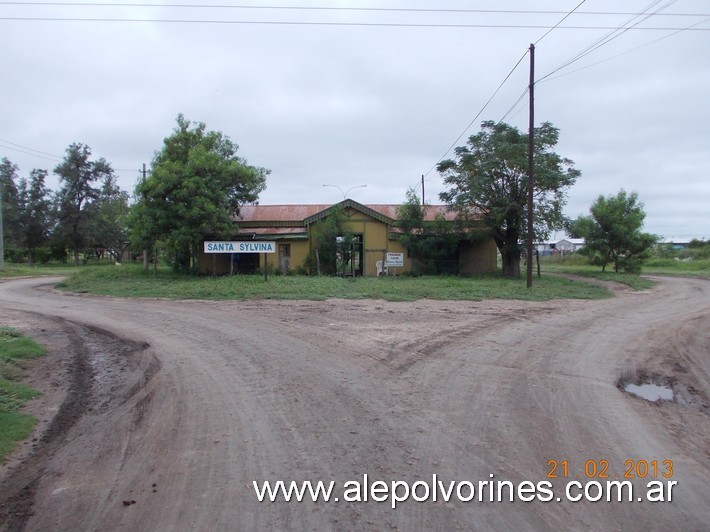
[278,243,291,274]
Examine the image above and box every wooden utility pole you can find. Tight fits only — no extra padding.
[421,175,425,206]
[526,44,535,288]
[526,43,535,289]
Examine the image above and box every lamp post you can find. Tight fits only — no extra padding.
[322,184,367,200]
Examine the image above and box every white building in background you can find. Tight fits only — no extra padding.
[534,238,585,255]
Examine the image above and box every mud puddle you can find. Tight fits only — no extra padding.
[624,382,674,402]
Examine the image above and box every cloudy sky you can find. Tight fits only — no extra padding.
[1,0,708,240]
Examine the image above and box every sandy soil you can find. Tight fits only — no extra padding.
[0,275,707,531]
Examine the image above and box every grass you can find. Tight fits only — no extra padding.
[56,263,612,302]
[538,252,710,288]
[538,263,656,290]
[0,262,79,279]
[0,327,45,462]
[641,257,710,277]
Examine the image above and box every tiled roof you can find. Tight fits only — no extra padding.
[238,227,308,236]
[235,204,330,222]
[367,204,457,222]
[235,202,456,223]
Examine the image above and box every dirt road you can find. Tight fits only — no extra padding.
[0,276,708,531]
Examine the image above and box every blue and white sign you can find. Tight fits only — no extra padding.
[204,241,276,253]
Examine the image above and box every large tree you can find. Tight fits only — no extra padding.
[54,143,114,265]
[438,121,580,277]
[131,114,269,273]
[571,190,657,273]
[87,173,130,262]
[0,157,21,249]
[17,169,52,265]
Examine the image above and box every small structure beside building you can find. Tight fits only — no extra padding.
[198,199,497,276]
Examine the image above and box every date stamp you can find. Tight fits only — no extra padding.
[547,459,674,480]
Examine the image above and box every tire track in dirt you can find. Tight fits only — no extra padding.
[0,316,151,531]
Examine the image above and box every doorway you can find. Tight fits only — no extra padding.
[337,234,363,276]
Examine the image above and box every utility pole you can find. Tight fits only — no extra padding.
[141,163,148,272]
[526,43,535,289]
[421,175,425,206]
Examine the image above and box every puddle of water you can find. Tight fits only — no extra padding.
[624,383,674,402]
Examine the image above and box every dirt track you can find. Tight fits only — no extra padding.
[0,276,708,531]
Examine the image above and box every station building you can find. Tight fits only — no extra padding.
[199,199,497,276]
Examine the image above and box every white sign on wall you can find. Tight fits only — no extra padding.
[204,241,276,253]
[385,252,404,267]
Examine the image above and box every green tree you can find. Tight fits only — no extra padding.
[131,115,269,273]
[86,173,130,262]
[438,121,580,277]
[396,188,465,274]
[17,169,52,265]
[0,157,21,250]
[571,190,657,273]
[306,204,355,276]
[54,144,114,265]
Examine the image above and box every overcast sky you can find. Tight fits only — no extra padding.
[1,0,708,240]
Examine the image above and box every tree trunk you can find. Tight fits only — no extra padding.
[72,222,80,265]
[500,250,521,278]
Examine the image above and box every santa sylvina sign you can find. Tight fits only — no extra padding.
[204,241,276,253]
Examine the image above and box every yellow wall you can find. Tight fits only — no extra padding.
[458,238,498,275]
[305,208,414,276]
[199,208,498,276]
[256,239,310,274]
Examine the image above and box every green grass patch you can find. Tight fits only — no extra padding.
[57,263,611,302]
[0,327,45,462]
[0,327,47,360]
[0,262,80,279]
[538,252,710,280]
[0,411,36,460]
[641,257,710,277]
[536,262,654,290]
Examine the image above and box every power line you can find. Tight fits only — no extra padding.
[537,1,686,83]
[0,138,138,172]
[0,142,62,162]
[0,137,62,160]
[541,14,710,83]
[497,88,530,124]
[1,3,707,18]
[1,16,708,30]
[535,0,587,45]
[422,49,530,179]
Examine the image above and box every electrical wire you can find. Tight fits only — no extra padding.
[0,2,707,18]
[0,138,63,160]
[0,143,62,162]
[497,88,530,124]
[0,139,139,172]
[537,0,686,83]
[0,15,708,30]
[540,14,710,83]
[422,49,529,179]
[535,0,587,45]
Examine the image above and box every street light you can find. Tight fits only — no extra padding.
[322,184,367,200]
